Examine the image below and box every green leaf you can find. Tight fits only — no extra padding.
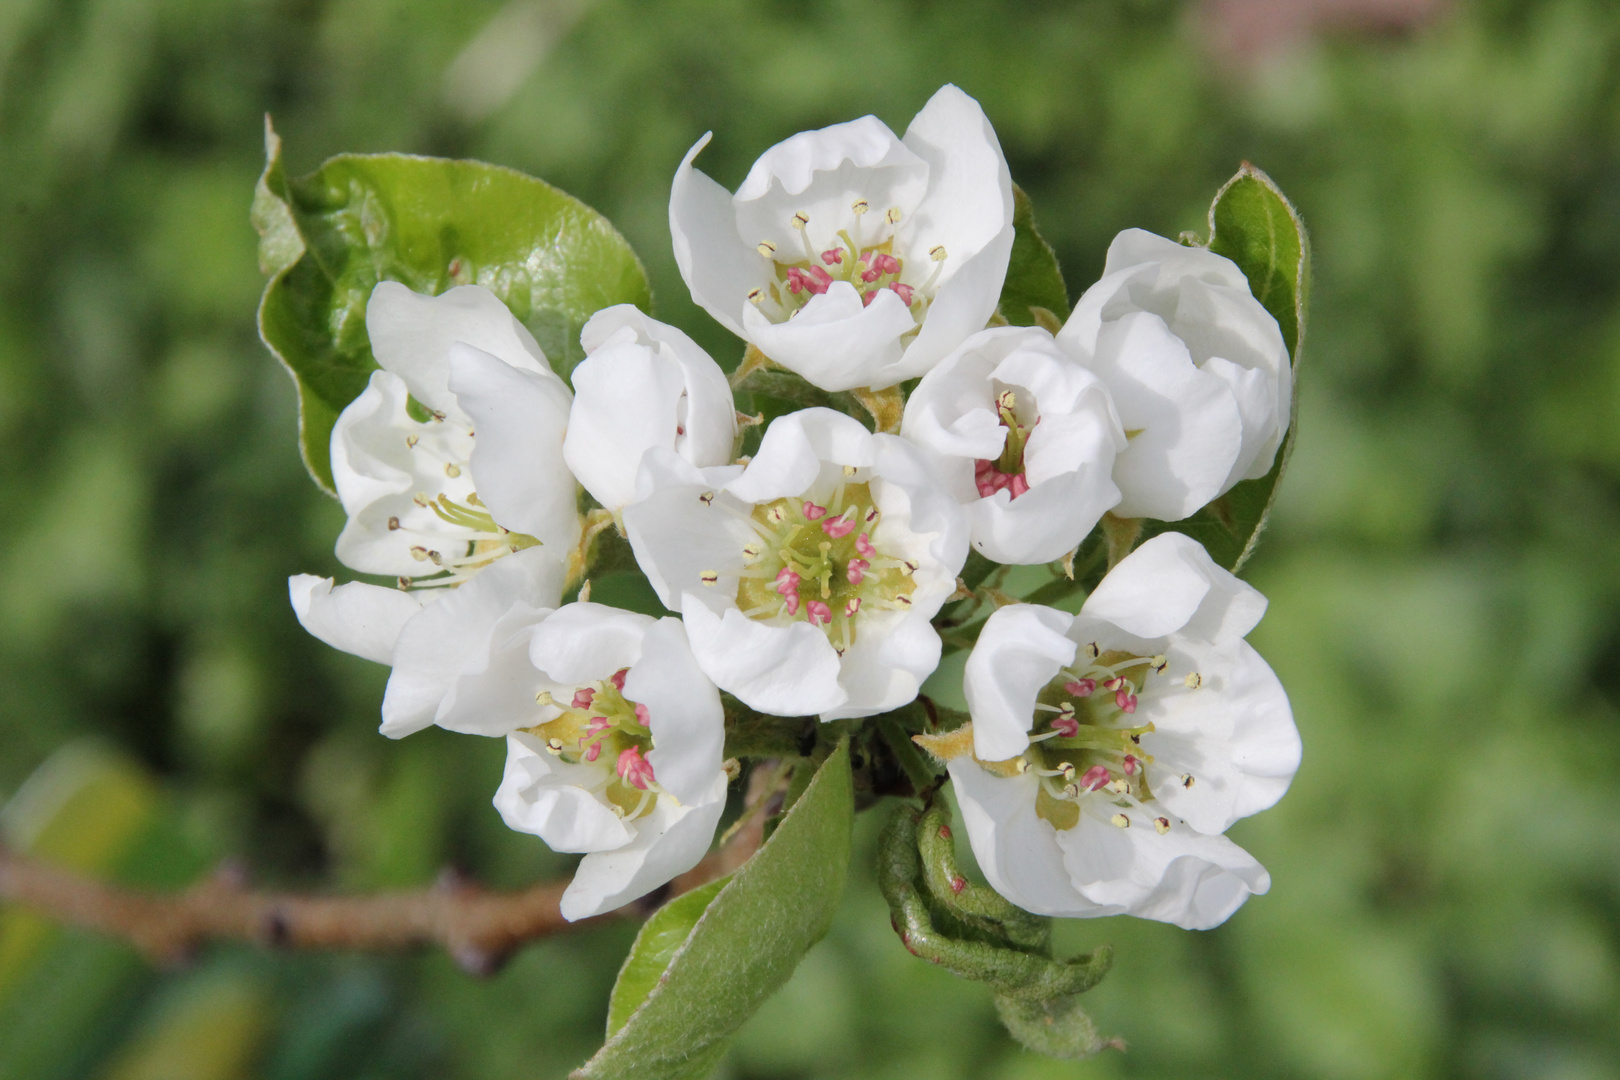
[605,877,729,1038]
[993,992,1120,1061]
[575,742,854,1080]
[252,117,652,493]
[1140,164,1310,573]
[996,184,1069,329]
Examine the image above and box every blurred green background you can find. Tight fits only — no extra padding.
[2,0,1619,1077]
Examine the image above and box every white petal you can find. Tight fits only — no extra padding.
[380,546,565,738]
[288,575,424,665]
[947,759,1114,918]
[1202,355,1278,493]
[966,470,1120,566]
[901,84,1015,276]
[366,282,550,414]
[579,305,737,474]
[495,732,634,853]
[898,227,1015,379]
[1146,640,1298,833]
[669,133,758,340]
[738,282,916,392]
[1056,810,1270,930]
[822,605,940,722]
[1092,311,1242,521]
[433,600,556,736]
[561,771,729,920]
[622,451,755,612]
[724,407,876,505]
[964,604,1076,761]
[1084,531,1268,643]
[630,618,724,807]
[564,341,688,511]
[680,597,847,716]
[447,343,578,551]
[1102,228,1250,290]
[527,602,655,686]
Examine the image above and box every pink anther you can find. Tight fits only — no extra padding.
[874,253,900,275]
[616,746,656,790]
[801,502,827,520]
[844,597,862,618]
[861,289,877,307]
[774,567,801,594]
[822,515,856,539]
[846,558,869,585]
[634,703,650,726]
[861,264,882,283]
[1116,689,1138,714]
[806,600,832,626]
[571,687,596,709]
[610,668,628,691]
[584,715,612,737]
[820,248,843,265]
[1103,677,1124,692]
[855,533,875,557]
[1064,679,1095,698]
[782,592,801,617]
[888,281,914,305]
[785,267,808,293]
[1051,715,1079,738]
[1079,765,1111,792]
[1123,754,1140,775]
[581,740,602,763]
[805,266,832,294]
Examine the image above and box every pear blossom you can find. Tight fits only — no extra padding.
[623,407,968,721]
[493,603,728,920]
[562,305,737,512]
[1056,230,1292,521]
[901,325,1125,564]
[331,281,579,590]
[671,84,1015,392]
[934,531,1299,929]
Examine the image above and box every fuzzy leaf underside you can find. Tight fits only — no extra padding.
[574,744,854,1080]
[1142,163,1309,572]
[252,118,651,493]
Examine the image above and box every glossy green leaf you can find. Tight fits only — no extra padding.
[605,877,728,1038]
[1141,164,1310,572]
[252,118,652,493]
[996,184,1069,329]
[575,743,854,1080]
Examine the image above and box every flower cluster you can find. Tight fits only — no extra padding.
[289,85,1299,930]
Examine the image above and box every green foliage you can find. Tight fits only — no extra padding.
[253,121,651,493]
[997,183,1070,329]
[605,877,727,1038]
[577,746,854,1080]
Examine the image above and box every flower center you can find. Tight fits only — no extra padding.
[990,644,1202,834]
[525,668,660,820]
[974,387,1036,500]
[388,412,540,592]
[723,477,917,656]
[746,201,948,324]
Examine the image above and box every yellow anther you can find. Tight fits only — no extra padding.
[699,491,716,506]
[885,207,902,224]
[699,570,719,586]
[405,434,419,449]
[757,240,776,257]
[791,212,809,230]
[535,691,555,706]
[413,492,430,507]
[1184,672,1203,689]
[1180,773,1195,788]
[445,463,461,478]
[929,245,947,261]
[843,464,858,476]
[1107,779,1129,795]
[748,287,764,304]
[852,199,869,215]
[546,738,565,755]
[1110,813,1130,829]
[409,546,430,561]
[1085,642,1101,660]
[1153,817,1171,834]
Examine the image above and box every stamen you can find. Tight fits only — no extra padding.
[801,501,827,521]
[611,669,628,691]
[700,570,719,586]
[1180,774,1195,788]
[757,240,776,258]
[1079,765,1110,791]
[387,516,400,531]
[806,600,832,626]
[445,463,461,478]
[406,435,419,449]
[1184,672,1203,689]
[572,688,596,709]
[1110,813,1130,829]
[844,597,861,618]
[1065,679,1095,697]
[1154,817,1172,834]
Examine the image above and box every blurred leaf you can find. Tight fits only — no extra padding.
[606,877,728,1038]
[575,742,854,1080]
[997,184,1069,328]
[252,118,652,493]
[1141,165,1310,573]
[98,970,269,1080]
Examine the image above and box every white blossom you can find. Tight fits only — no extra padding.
[623,407,968,721]
[1056,230,1292,521]
[563,305,736,512]
[331,281,578,590]
[492,603,728,920]
[936,532,1299,929]
[900,325,1124,564]
[671,84,1014,392]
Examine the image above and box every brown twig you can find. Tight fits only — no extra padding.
[0,765,777,974]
